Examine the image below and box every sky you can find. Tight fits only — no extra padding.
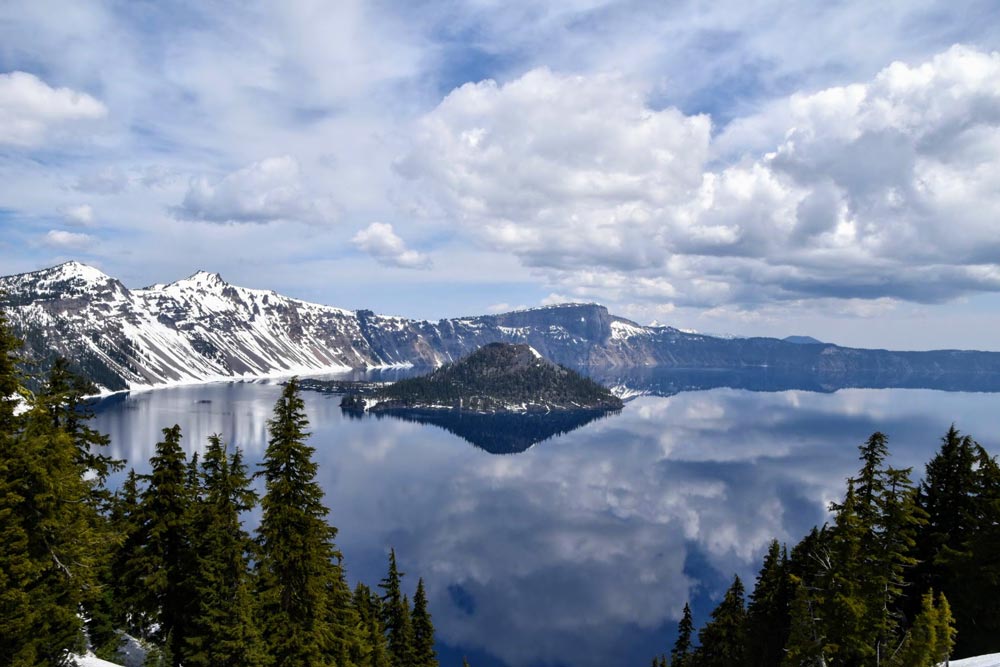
[2,0,1000,350]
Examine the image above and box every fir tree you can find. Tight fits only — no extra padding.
[887,590,955,667]
[412,578,438,667]
[0,314,109,665]
[354,583,390,667]
[184,435,267,667]
[744,540,792,667]
[123,424,193,664]
[380,548,414,667]
[693,576,747,667]
[911,426,1000,657]
[670,602,695,667]
[255,378,341,666]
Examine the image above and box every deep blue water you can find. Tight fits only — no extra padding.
[91,376,1000,667]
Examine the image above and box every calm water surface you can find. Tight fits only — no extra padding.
[91,377,1000,667]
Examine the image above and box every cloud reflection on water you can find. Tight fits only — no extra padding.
[92,383,1000,667]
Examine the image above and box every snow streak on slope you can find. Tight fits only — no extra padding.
[2,262,383,391]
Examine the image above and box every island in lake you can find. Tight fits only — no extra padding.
[305,343,625,453]
[339,342,625,414]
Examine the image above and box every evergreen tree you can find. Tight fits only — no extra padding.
[693,576,747,667]
[412,578,438,667]
[0,314,110,665]
[887,590,955,667]
[184,435,267,667]
[781,576,827,667]
[255,378,341,666]
[911,426,1000,657]
[670,602,695,667]
[744,540,792,667]
[122,424,193,664]
[354,583,390,667]
[380,548,414,667]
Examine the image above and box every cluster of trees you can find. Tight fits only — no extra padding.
[655,428,1000,667]
[0,310,442,667]
[354,342,622,411]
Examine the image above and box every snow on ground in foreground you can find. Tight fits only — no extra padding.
[76,654,122,667]
[952,654,1000,667]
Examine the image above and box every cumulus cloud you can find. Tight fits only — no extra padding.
[61,204,94,226]
[352,222,431,269]
[402,46,1000,310]
[174,156,334,224]
[0,71,106,146]
[43,229,95,249]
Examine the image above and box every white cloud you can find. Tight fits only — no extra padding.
[403,46,1000,309]
[43,229,95,249]
[174,156,334,224]
[61,204,94,226]
[352,222,431,269]
[0,71,106,146]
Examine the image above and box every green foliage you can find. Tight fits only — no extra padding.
[910,425,1000,657]
[126,424,194,664]
[670,602,695,667]
[0,314,114,666]
[255,377,342,666]
[692,576,746,667]
[184,435,267,667]
[887,591,955,667]
[355,342,623,412]
[744,540,792,667]
[379,548,414,667]
[354,583,391,667]
[412,578,438,667]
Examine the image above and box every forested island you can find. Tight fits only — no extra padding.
[339,342,624,414]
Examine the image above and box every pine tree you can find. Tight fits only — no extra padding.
[255,378,341,666]
[781,575,827,667]
[0,313,110,665]
[380,548,414,667]
[670,602,695,667]
[412,578,438,667]
[693,576,747,667]
[184,435,267,667]
[745,540,792,667]
[122,424,193,664]
[887,590,955,667]
[911,426,1000,657]
[354,583,390,667]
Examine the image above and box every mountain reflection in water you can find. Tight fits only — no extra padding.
[346,408,619,454]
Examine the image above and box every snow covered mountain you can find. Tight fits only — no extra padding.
[4,262,1000,393]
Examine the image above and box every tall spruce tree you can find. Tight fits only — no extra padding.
[412,578,438,667]
[693,576,747,667]
[670,602,695,667]
[911,426,1000,657]
[255,378,342,666]
[380,548,414,667]
[184,435,266,667]
[0,314,109,665]
[744,540,792,667]
[354,583,391,667]
[122,424,193,664]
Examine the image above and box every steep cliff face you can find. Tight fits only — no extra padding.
[4,262,1000,392]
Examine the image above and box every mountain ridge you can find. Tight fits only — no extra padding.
[4,262,1000,392]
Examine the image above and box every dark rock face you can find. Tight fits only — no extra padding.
[4,262,1000,392]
